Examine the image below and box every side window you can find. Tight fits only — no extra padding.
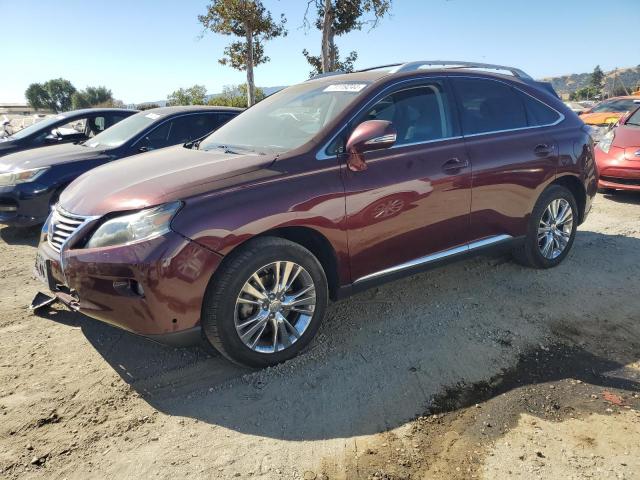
[519,93,561,126]
[85,116,106,137]
[53,118,86,138]
[360,83,454,146]
[166,115,212,144]
[453,78,527,135]
[138,121,171,150]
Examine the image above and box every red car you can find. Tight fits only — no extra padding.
[596,106,640,192]
[33,61,597,368]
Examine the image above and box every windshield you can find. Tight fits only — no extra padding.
[627,107,640,126]
[591,99,638,113]
[199,81,371,154]
[9,115,64,140]
[84,111,162,148]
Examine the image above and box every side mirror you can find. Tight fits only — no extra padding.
[44,133,60,143]
[345,120,397,172]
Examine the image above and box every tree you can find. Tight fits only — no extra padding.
[303,0,391,74]
[43,78,76,112]
[198,0,287,107]
[136,103,161,111]
[590,65,605,90]
[25,78,76,112]
[71,86,114,109]
[303,46,357,77]
[209,84,266,107]
[25,83,51,111]
[167,85,208,106]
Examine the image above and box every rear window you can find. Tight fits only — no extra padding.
[453,78,527,135]
[519,93,561,126]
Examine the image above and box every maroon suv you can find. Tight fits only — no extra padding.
[33,61,597,367]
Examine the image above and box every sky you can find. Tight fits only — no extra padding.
[2,0,639,104]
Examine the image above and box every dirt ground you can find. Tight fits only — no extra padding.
[0,192,639,480]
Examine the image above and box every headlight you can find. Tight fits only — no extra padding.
[598,129,615,154]
[85,202,182,249]
[0,167,49,186]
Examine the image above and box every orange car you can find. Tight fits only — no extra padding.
[580,96,640,126]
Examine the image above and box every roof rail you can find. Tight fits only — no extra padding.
[307,71,346,81]
[387,60,533,80]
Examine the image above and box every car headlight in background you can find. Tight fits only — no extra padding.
[0,167,49,186]
[85,202,182,249]
[598,130,615,154]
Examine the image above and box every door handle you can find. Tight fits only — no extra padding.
[534,144,554,157]
[441,157,469,173]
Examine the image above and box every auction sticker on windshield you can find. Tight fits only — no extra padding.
[145,113,161,119]
[324,84,368,93]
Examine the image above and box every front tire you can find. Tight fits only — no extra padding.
[202,237,328,368]
[513,185,578,269]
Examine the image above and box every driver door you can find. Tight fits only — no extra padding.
[341,79,472,283]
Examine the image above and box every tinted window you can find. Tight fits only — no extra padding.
[520,93,561,126]
[591,99,638,113]
[139,122,171,150]
[172,113,226,142]
[453,78,527,135]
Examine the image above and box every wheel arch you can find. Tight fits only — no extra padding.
[551,175,587,224]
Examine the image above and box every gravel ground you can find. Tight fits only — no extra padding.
[0,192,639,479]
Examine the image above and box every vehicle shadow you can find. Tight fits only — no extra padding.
[0,224,40,247]
[34,230,640,441]
[600,190,640,205]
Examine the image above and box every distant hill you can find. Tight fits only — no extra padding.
[541,66,640,97]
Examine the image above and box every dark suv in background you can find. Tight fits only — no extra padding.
[1,106,241,226]
[0,108,136,157]
[34,61,597,367]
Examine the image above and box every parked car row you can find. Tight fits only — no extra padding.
[0,106,241,225]
[7,60,597,368]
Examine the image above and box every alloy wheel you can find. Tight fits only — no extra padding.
[234,261,316,354]
[537,198,574,260]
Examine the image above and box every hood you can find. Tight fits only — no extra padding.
[0,143,109,173]
[580,111,624,126]
[59,145,277,216]
[613,125,640,149]
[0,139,19,157]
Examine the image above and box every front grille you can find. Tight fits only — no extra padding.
[601,176,640,187]
[47,208,91,253]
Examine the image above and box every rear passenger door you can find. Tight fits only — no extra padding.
[451,77,560,241]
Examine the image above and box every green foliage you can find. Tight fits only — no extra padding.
[25,78,76,112]
[198,0,287,69]
[309,0,391,34]
[303,47,357,77]
[167,85,208,106]
[569,86,601,101]
[136,103,161,111]
[303,0,391,73]
[590,65,605,89]
[71,86,114,109]
[209,85,265,107]
[198,0,287,106]
[24,83,51,111]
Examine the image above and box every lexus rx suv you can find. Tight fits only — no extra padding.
[33,61,597,368]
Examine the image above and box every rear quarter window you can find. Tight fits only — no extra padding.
[519,92,561,126]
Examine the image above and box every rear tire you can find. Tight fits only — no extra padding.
[201,237,328,368]
[513,185,578,269]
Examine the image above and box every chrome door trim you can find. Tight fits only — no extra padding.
[353,234,513,284]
